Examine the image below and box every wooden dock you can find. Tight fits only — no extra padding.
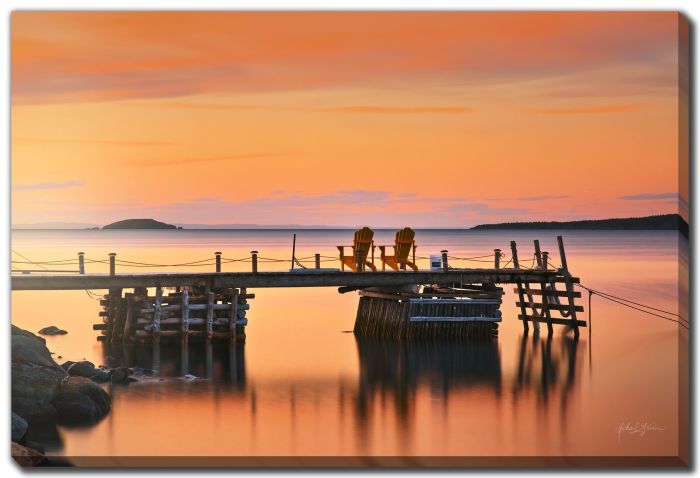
[10,269,567,291]
[11,236,586,341]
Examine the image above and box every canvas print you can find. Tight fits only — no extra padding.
[10,11,688,467]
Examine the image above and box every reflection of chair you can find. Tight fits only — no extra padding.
[378,227,418,271]
[337,227,376,272]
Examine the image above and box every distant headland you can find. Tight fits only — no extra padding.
[101,219,180,230]
[471,213,688,236]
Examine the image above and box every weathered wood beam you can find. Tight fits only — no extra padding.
[12,270,565,291]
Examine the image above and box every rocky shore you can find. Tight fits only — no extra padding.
[11,325,135,466]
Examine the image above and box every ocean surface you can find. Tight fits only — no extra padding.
[10,229,688,464]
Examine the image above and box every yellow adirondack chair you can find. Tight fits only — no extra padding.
[337,227,377,272]
[378,227,418,271]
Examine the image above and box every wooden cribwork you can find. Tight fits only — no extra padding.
[353,285,503,341]
[94,287,254,343]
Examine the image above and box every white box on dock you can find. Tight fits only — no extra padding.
[429,255,442,271]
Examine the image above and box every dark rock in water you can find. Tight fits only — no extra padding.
[11,324,111,449]
[11,441,47,467]
[12,325,46,344]
[52,391,104,425]
[12,399,59,427]
[37,326,68,336]
[62,360,94,377]
[91,369,111,383]
[56,376,111,419]
[12,334,58,369]
[11,358,67,403]
[110,367,134,384]
[11,412,28,442]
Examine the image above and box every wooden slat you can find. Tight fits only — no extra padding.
[152,287,163,336]
[206,292,215,339]
[516,302,584,312]
[518,314,586,327]
[513,288,581,298]
[11,269,566,291]
[181,288,189,334]
[229,292,238,340]
[409,316,501,322]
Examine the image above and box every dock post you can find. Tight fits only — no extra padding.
[206,291,215,340]
[441,250,448,272]
[494,249,501,269]
[315,253,321,269]
[181,288,189,337]
[78,252,85,274]
[215,252,222,272]
[557,235,579,338]
[542,252,549,270]
[511,241,529,332]
[291,234,297,270]
[109,253,116,276]
[534,241,553,334]
[251,251,258,273]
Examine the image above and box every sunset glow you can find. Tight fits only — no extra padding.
[11,11,688,227]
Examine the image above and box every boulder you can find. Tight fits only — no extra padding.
[11,361,66,403]
[11,441,47,467]
[12,334,57,369]
[11,325,46,344]
[52,376,111,424]
[11,412,28,442]
[37,326,68,336]
[110,367,134,385]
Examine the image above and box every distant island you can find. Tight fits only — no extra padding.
[471,213,688,236]
[102,219,180,230]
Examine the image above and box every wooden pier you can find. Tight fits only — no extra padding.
[11,236,586,341]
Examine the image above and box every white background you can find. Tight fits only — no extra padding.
[1,1,696,476]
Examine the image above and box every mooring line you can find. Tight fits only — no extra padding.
[575,283,688,329]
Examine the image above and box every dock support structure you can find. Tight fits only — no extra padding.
[95,286,254,343]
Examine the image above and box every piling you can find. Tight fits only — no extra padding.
[215,252,222,272]
[78,252,85,274]
[109,253,116,276]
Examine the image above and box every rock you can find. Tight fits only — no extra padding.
[110,367,133,384]
[38,326,68,336]
[12,398,59,426]
[11,441,47,467]
[12,334,57,369]
[62,360,97,378]
[12,325,46,344]
[57,376,111,416]
[52,391,104,425]
[11,361,67,403]
[11,412,28,442]
[91,369,111,383]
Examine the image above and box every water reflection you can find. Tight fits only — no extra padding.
[513,332,582,414]
[355,337,502,420]
[101,340,246,387]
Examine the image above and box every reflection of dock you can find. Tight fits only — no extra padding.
[355,338,502,418]
[102,340,246,386]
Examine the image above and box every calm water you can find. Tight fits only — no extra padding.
[10,229,688,463]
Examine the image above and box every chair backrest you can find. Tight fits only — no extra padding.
[353,227,374,261]
[393,227,415,260]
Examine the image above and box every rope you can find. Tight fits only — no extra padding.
[11,250,49,271]
[575,283,688,329]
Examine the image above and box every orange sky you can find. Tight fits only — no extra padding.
[11,11,688,227]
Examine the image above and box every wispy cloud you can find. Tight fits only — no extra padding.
[619,192,678,200]
[533,103,647,115]
[516,194,571,201]
[129,152,291,167]
[13,137,171,146]
[13,179,85,192]
[320,106,472,114]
